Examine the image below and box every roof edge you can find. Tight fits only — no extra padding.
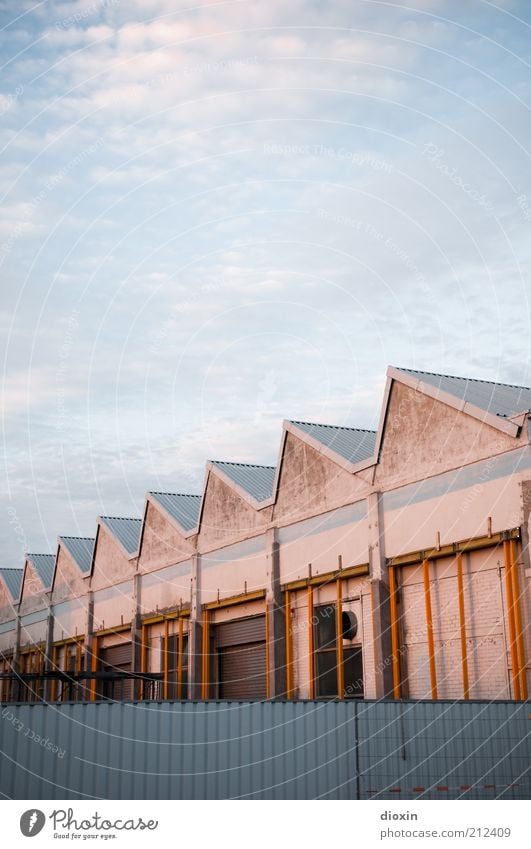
[387,366,520,438]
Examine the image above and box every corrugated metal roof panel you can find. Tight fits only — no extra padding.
[100,517,142,555]
[26,554,55,589]
[212,461,276,502]
[396,368,531,418]
[59,537,95,574]
[0,567,24,600]
[149,492,201,532]
[290,421,377,465]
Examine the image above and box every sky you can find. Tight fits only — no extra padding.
[1,0,530,564]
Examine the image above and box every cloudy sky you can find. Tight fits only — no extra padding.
[1,0,530,563]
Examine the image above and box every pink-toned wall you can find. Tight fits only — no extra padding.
[138,501,194,574]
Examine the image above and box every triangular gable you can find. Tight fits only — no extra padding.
[374,369,526,486]
[209,461,276,507]
[387,367,525,438]
[89,520,137,589]
[0,567,23,603]
[58,537,94,575]
[52,540,90,600]
[272,426,373,522]
[198,463,272,546]
[286,420,377,473]
[20,558,47,600]
[138,494,197,572]
[147,492,201,536]
[26,554,55,590]
[99,516,142,558]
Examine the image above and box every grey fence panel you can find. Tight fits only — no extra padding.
[0,700,529,800]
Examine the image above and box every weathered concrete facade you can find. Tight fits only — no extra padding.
[1,367,530,703]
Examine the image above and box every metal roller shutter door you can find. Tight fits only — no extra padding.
[100,643,132,701]
[215,614,265,647]
[216,615,266,699]
[219,643,266,700]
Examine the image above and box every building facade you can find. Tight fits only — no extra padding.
[1,367,530,704]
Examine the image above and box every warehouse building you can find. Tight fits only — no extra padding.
[0,366,530,704]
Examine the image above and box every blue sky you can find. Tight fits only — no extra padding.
[1,0,530,564]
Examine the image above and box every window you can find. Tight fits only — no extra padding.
[314,604,363,699]
[167,632,188,699]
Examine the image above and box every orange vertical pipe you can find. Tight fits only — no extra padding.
[177,616,184,700]
[504,540,520,700]
[509,540,527,700]
[308,585,315,699]
[285,590,293,699]
[140,623,147,700]
[201,609,209,699]
[336,578,345,699]
[423,559,438,700]
[163,619,169,700]
[456,554,470,699]
[265,599,270,700]
[388,565,401,699]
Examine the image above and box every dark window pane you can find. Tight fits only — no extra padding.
[315,650,337,697]
[315,605,336,650]
[343,648,363,698]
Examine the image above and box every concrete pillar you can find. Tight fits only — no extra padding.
[131,572,142,700]
[12,612,22,701]
[367,492,394,699]
[83,591,94,686]
[265,528,286,698]
[44,600,54,701]
[187,554,203,699]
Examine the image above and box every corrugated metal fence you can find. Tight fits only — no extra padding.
[0,699,529,799]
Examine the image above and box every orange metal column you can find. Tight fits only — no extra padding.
[308,586,315,699]
[265,599,270,700]
[285,590,293,699]
[336,578,345,699]
[509,540,528,700]
[201,609,210,699]
[140,623,147,700]
[503,540,521,700]
[163,620,169,700]
[423,559,438,700]
[177,617,184,700]
[388,565,401,699]
[456,554,470,699]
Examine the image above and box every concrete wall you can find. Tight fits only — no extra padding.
[273,432,370,523]
[199,471,271,549]
[138,501,194,574]
[53,546,87,604]
[90,525,135,591]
